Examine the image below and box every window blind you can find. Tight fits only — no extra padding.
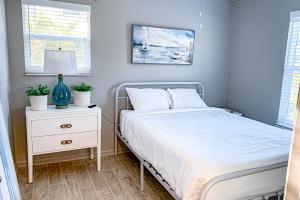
[278,11,300,128]
[21,0,91,74]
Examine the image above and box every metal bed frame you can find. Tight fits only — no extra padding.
[114,82,286,200]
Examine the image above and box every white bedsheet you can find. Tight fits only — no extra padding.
[120,108,291,200]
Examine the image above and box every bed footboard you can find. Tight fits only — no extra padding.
[199,162,287,200]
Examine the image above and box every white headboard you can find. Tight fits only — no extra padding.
[114,81,205,129]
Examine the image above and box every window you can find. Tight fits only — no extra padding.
[21,0,91,74]
[278,11,300,128]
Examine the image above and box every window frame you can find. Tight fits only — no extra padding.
[277,10,300,128]
[21,0,92,76]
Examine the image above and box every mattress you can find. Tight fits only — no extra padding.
[120,108,291,200]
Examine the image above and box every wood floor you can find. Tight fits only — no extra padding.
[17,152,173,200]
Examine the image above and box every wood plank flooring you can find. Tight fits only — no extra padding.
[17,153,173,200]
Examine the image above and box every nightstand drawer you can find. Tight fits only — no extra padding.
[32,131,98,154]
[31,115,97,137]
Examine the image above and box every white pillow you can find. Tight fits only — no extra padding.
[125,88,171,111]
[167,88,207,109]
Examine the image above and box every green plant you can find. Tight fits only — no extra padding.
[71,83,94,92]
[25,84,50,96]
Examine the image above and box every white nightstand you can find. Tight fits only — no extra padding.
[25,105,101,183]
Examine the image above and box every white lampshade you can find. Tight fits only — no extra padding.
[44,50,77,74]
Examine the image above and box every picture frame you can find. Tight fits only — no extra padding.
[131,24,195,65]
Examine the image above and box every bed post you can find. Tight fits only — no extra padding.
[114,84,120,156]
[114,133,118,155]
[140,161,144,191]
[114,103,118,156]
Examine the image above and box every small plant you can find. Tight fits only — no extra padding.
[71,83,94,92]
[25,84,50,96]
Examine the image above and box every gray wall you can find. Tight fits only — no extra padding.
[227,0,300,125]
[5,0,233,165]
[0,0,13,152]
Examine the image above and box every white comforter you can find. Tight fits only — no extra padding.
[120,108,291,200]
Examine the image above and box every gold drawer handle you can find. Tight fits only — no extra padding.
[60,124,72,129]
[61,140,73,145]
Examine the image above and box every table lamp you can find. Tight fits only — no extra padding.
[44,49,76,109]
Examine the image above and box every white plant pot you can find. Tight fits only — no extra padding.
[30,95,48,111]
[73,91,91,107]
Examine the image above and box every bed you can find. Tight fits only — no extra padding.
[114,82,291,200]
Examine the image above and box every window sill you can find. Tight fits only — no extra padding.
[25,73,92,77]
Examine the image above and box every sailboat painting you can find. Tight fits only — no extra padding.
[132,25,195,65]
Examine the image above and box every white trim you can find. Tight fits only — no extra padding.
[25,72,92,76]
[16,149,117,168]
[21,0,91,12]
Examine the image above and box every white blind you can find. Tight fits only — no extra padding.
[21,0,91,74]
[278,11,300,128]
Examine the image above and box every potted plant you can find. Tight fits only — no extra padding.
[25,84,50,111]
[71,83,94,107]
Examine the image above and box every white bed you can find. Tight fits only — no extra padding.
[114,82,291,200]
[120,108,291,200]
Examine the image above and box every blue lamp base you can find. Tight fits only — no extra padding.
[52,74,71,109]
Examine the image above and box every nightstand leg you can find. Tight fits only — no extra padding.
[97,146,101,171]
[115,135,118,155]
[140,161,144,191]
[28,155,33,183]
[90,147,94,159]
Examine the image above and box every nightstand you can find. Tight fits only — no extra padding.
[25,105,101,183]
[221,108,243,116]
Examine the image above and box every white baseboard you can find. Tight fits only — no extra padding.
[16,149,128,168]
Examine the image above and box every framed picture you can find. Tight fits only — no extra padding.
[131,25,195,65]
